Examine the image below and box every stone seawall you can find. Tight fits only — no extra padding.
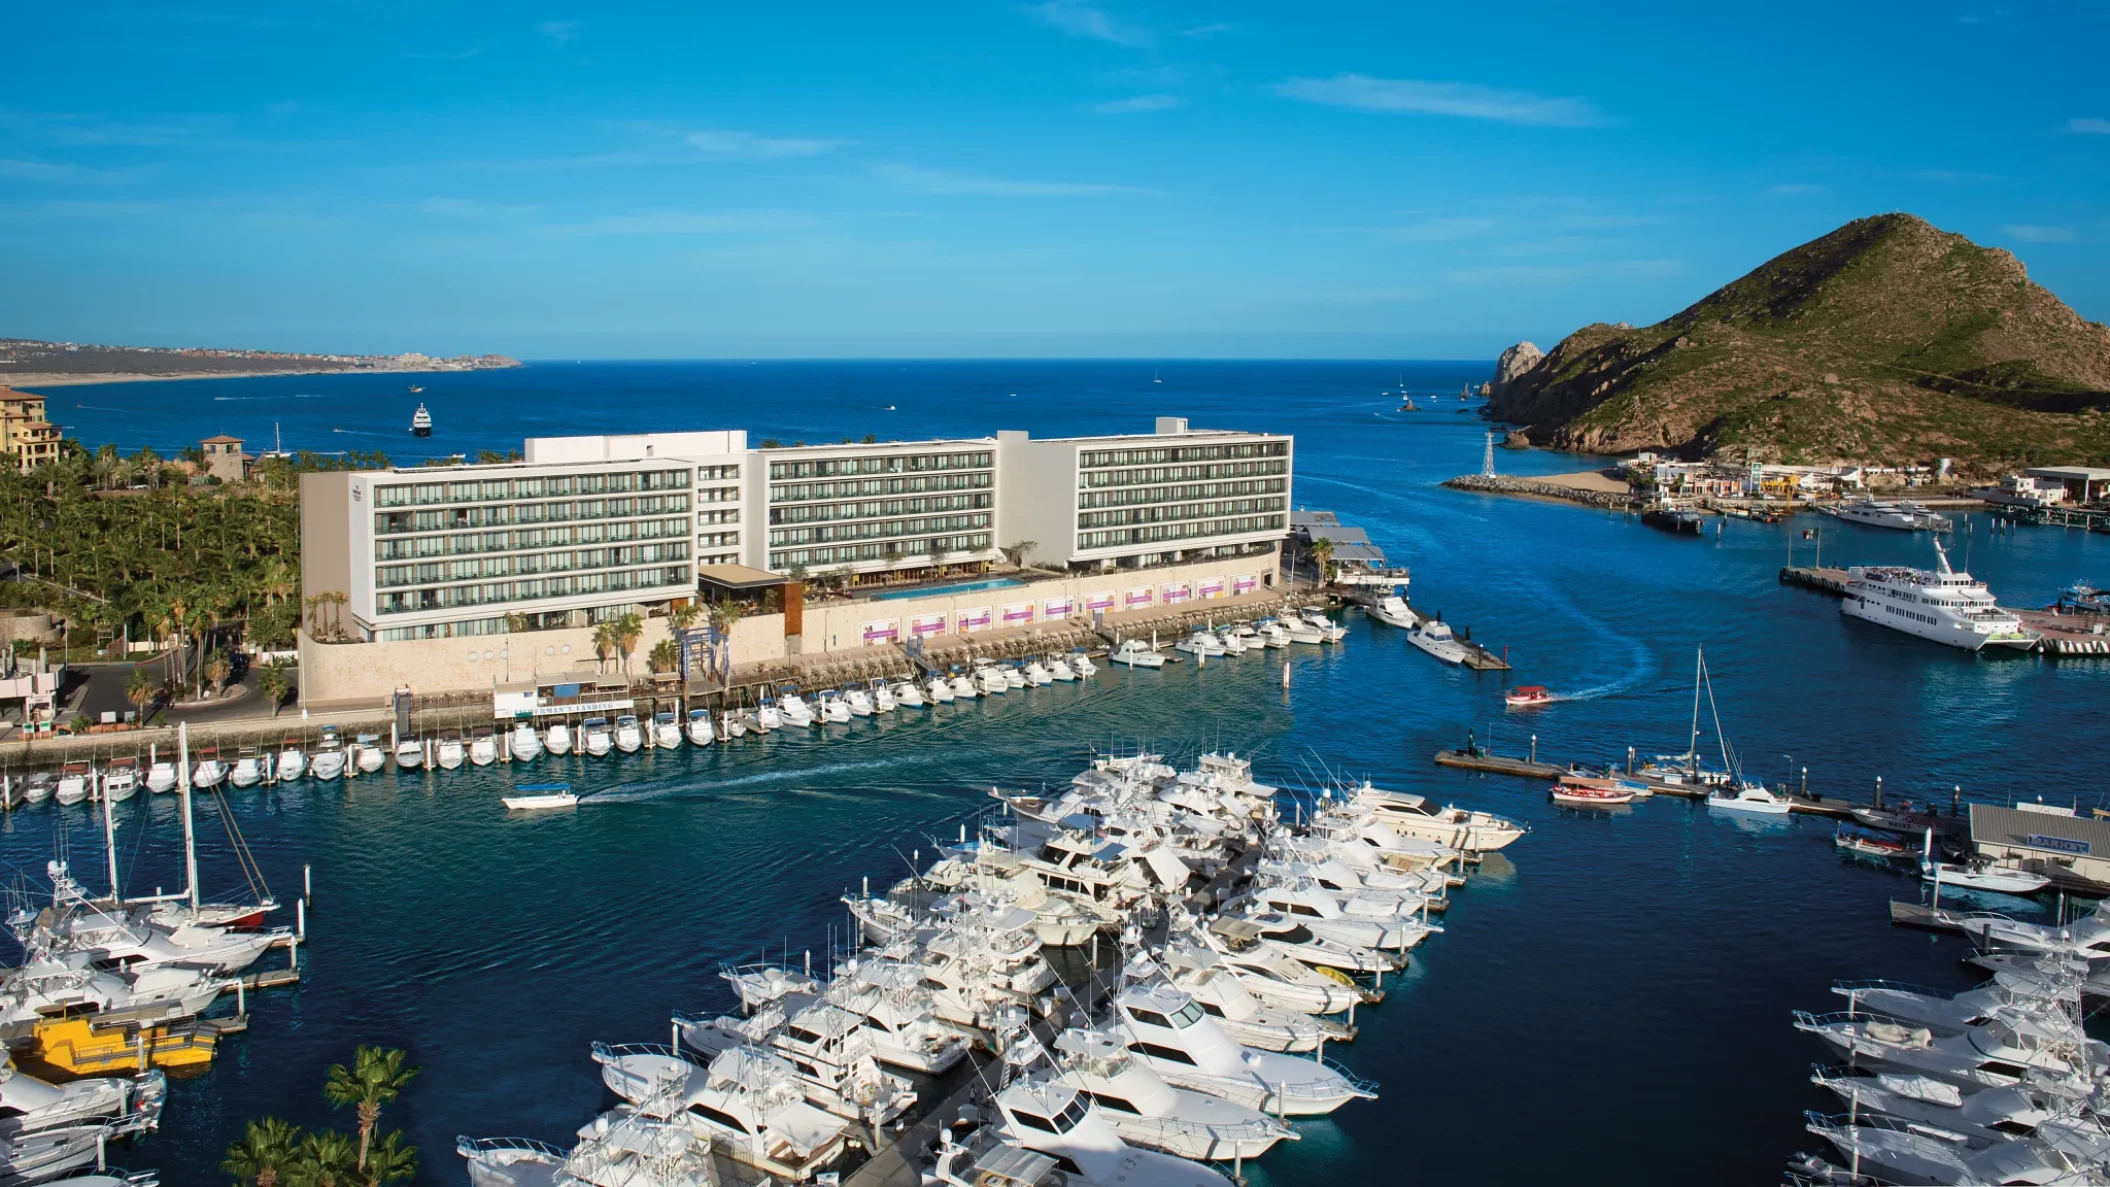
[1442,473,1635,510]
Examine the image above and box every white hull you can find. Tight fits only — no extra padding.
[145,765,178,793]
[1842,596,2022,652]
[356,747,387,773]
[503,792,577,811]
[394,746,424,770]
[545,727,573,756]
[510,729,543,760]
[1406,627,1468,664]
[312,752,346,780]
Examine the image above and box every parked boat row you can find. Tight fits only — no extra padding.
[1111,609,1347,669]
[462,749,1526,1186]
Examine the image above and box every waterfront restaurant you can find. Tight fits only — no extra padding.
[1969,803,2110,889]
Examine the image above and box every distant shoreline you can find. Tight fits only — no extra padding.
[1,365,499,390]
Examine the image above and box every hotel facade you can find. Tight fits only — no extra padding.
[301,418,1292,643]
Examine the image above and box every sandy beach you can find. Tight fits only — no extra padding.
[1532,469,1631,494]
[0,367,444,389]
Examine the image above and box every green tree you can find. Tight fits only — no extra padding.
[590,621,618,674]
[614,611,643,677]
[257,664,289,717]
[321,1046,420,1173]
[205,651,232,694]
[224,1117,305,1187]
[667,602,699,634]
[648,638,680,674]
[358,1130,418,1187]
[125,666,157,722]
[285,1130,358,1187]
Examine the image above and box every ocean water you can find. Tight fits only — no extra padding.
[12,362,2109,1185]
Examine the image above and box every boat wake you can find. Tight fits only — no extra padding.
[579,754,926,803]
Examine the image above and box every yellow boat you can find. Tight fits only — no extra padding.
[30,1015,220,1074]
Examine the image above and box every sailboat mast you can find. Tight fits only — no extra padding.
[179,721,199,912]
[1688,648,1703,778]
[101,767,120,899]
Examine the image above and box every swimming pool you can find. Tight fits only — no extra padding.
[866,576,1026,601]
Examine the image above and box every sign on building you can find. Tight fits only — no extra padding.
[861,619,899,646]
[1001,602,1034,626]
[1043,596,1073,619]
[957,606,993,633]
[909,613,947,638]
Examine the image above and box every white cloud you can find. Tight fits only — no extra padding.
[875,162,1139,197]
[1387,216,1498,242]
[2003,224,2075,243]
[1093,94,1182,115]
[684,129,850,159]
[1274,75,1607,127]
[1023,2,1148,47]
[534,20,581,45]
[559,210,816,235]
[2065,118,2110,135]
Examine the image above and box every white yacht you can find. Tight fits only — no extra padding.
[1070,651,1098,676]
[934,1078,1235,1187]
[891,679,926,708]
[816,690,852,723]
[1022,659,1054,685]
[1366,595,1416,629]
[1405,619,1468,664]
[870,680,897,712]
[653,712,682,749]
[1173,631,1225,658]
[843,686,875,717]
[755,696,784,730]
[686,709,715,746]
[777,689,816,727]
[544,722,573,756]
[1841,540,2040,652]
[1834,497,1952,532]
[1705,783,1793,815]
[0,1050,165,1137]
[613,715,644,753]
[1111,984,1376,1115]
[508,720,543,761]
[1109,640,1165,668]
[1003,663,1027,689]
[581,718,614,756]
[1348,782,1527,852]
[1047,655,1077,682]
[976,666,1009,695]
[1051,1026,1294,1161]
[592,1044,855,1181]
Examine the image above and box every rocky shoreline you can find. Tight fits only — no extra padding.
[1442,473,1636,509]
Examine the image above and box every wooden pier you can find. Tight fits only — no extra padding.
[1433,748,1562,779]
[1781,565,1851,594]
[1433,746,1861,819]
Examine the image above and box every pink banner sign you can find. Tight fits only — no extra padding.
[860,619,899,645]
[1085,591,1116,612]
[1161,582,1192,605]
[957,606,993,633]
[1043,597,1074,619]
[1232,575,1258,595]
[1197,577,1226,599]
[1124,588,1153,609]
[909,613,947,637]
[1001,602,1034,625]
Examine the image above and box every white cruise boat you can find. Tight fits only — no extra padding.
[1366,595,1416,629]
[1405,620,1468,664]
[1834,497,1952,532]
[1109,640,1165,668]
[1841,540,2039,652]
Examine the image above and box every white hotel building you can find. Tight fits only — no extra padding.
[301,418,1291,643]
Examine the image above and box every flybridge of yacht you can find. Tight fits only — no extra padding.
[464,748,1526,1183]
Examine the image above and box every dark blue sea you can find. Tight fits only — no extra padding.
[15,362,2110,1185]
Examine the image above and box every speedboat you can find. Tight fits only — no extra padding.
[502,782,577,811]
[581,718,613,756]
[229,751,264,788]
[1109,640,1165,668]
[755,696,784,730]
[613,715,643,753]
[275,739,307,782]
[1047,656,1077,682]
[950,671,978,699]
[1003,663,1026,689]
[687,709,715,746]
[1022,659,1054,685]
[1504,684,1553,708]
[355,735,386,772]
[544,722,573,756]
[653,711,682,749]
[1255,620,1292,648]
[435,731,465,770]
[468,729,497,767]
[98,759,139,804]
[394,738,424,770]
[1550,784,1633,806]
[1367,596,1416,629]
[816,691,851,723]
[144,760,178,794]
[312,729,347,780]
[1923,857,2051,895]
[891,680,926,708]
[508,720,543,761]
[844,686,875,717]
[976,666,1008,695]
[192,750,228,788]
[1070,651,1098,676]
[1705,783,1793,815]
[21,772,54,804]
[1300,609,1348,642]
[1406,620,1468,664]
[925,675,956,703]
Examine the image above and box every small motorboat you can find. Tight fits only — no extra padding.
[778,688,816,726]
[276,738,308,782]
[502,782,577,811]
[891,680,926,708]
[355,735,387,772]
[1705,784,1793,815]
[22,772,54,804]
[613,715,643,753]
[1550,784,1634,807]
[653,711,682,749]
[1071,650,1098,676]
[925,675,955,703]
[395,738,425,770]
[144,760,178,794]
[1109,639,1166,668]
[1047,656,1077,682]
[1834,827,1910,860]
[435,731,466,770]
[1504,685,1553,708]
[468,728,498,767]
[509,720,543,761]
[581,717,613,756]
[686,709,714,746]
[312,727,347,780]
[100,757,140,803]
[191,747,228,788]
[950,670,978,699]
[545,722,574,756]
[1923,858,2050,895]
[870,680,897,713]
[754,696,783,731]
[229,750,264,788]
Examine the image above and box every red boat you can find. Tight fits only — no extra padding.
[1505,685,1553,708]
[1550,784,1635,806]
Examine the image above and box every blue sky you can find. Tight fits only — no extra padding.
[3,1,2107,359]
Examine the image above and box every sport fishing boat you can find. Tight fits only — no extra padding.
[54,763,92,806]
[275,739,306,782]
[755,695,784,730]
[949,669,978,699]
[581,718,613,756]
[1049,1025,1295,1161]
[1405,619,1468,664]
[778,687,816,726]
[1110,984,1376,1116]
[891,679,926,707]
[1833,497,1952,532]
[229,749,265,789]
[1841,539,2040,652]
[502,782,577,812]
[925,674,956,703]
[1109,640,1166,668]
[97,759,139,804]
[144,759,178,794]
[1706,783,1793,815]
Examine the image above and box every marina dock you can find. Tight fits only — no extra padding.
[1432,746,1861,819]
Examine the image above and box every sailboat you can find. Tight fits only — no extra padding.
[1152,370,1162,384]
[1684,649,1793,815]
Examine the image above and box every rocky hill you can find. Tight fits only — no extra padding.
[1486,214,2110,473]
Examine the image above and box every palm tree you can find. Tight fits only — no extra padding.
[257,663,289,717]
[321,1046,420,1173]
[204,651,232,696]
[124,666,156,724]
[667,602,699,634]
[1309,537,1336,584]
[590,621,618,675]
[224,1117,304,1187]
[286,1130,358,1187]
[357,1130,418,1186]
[614,612,643,677]
[648,638,680,674]
[1001,540,1038,569]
